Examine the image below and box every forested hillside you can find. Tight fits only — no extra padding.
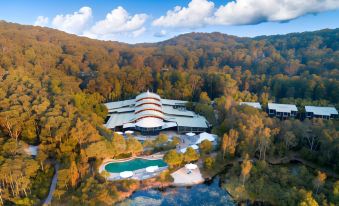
[0,21,338,205]
[0,21,338,103]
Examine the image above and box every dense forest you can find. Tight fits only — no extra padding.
[0,21,338,205]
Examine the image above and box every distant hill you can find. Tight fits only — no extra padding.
[0,21,338,102]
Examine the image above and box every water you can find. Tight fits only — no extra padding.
[105,158,167,173]
[118,177,235,206]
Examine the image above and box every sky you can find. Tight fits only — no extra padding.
[0,0,339,43]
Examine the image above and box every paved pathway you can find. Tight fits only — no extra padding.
[43,163,59,205]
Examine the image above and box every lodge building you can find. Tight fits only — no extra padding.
[267,103,298,119]
[305,106,338,119]
[104,91,209,135]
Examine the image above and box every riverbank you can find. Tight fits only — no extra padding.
[117,176,235,206]
[113,173,174,204]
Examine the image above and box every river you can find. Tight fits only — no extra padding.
[117,177,235,206]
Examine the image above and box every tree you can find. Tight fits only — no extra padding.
[163,150,183,168]
[298,189,319,206]
[184,147,199,163]
[126,137,143,156]
[111,133,126,156]
[169,136,181,148]
[154,134,168,146]
[284,131,297,150]
[241,154,253,185]
[313,171,326,194]
[199,140,212,154]
[101,170,110,180]
[203,157,215,170]
[69,160,79,188]
[221,129,239,159]
[199,92,211,104]
[257,127,271,160]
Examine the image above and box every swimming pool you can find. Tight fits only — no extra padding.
[105,158,167,173]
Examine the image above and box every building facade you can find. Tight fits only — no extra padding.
[104,91,209,135]
[267,103,298,119]
[305,106,338,119]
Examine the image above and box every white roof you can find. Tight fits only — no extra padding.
[195,132,215,144]
[136,91,161,101]
[134,110,165,120]
[108,107,134,113]
[162,105,194,117]
[135,117,164,128]
[135,104,162,113]
[105,99,134,110]
[166,115,208,128]
[305,106,338,116]
[104,92,209,131]
[135,98,161,107]
[161,99,187,106]
[161,121,178,129]
[105,97,186,111]
[240,102,262,109]
[105,112,134,129]
[268,103,298,113]
[186,132,196,136]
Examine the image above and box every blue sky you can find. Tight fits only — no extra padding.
[1,0,339,43]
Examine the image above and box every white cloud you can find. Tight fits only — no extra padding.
[52,6,92,34]
[132,27,146,37]
[154,30,167,37]
[88,6,147,37]
[152,0,214,28]
[153,0,339,29]
[34,16,49,27]
[209,0,339,25]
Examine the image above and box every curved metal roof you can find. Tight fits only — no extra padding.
[134,110,165,120]
[135,117,164,128]
[135,104,163,114]
[135,98,162,107]
[136,91,161,102]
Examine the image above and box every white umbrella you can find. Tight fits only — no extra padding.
[186,132,196,136]
[146,166,159,173]
[185,163,198,170]
[125,130,134,134]
[115,131,123,135]
[120,171,134,178]
[190,144,199,150]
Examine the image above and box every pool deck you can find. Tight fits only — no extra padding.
[171,166,204,186]
[99,154,166,181]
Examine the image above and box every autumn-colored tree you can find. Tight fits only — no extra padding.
[69,160,79,188]
[241,154,253,185]
[313,171,326,194]
[184,147,199,163]
[199,139,213,154]
[221,129,239,159]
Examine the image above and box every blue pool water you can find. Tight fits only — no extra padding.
[105,158,167,173]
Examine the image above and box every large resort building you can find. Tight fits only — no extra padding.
[104,91,209,135]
